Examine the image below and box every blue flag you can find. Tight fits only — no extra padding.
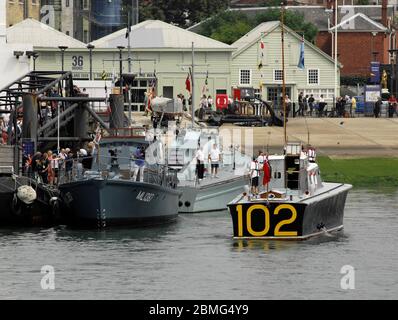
[297,37,305,69]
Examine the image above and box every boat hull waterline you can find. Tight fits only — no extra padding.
[59,179,181,228]
[178,176,247,213]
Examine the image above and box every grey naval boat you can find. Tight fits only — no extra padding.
[58,132,181,228]
[227,142,352,240]
[166,126,251,213]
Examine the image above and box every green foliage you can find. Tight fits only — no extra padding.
[135,0,230,28]
[211,21,253,45]
[317,156,398,188]
[341,75,368,86]
[199,11,252,43]
[197,9,318,44]
[255,9,318,43]
[356,0,369,5]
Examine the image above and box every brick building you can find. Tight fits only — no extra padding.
[316,0,395,76]
[217,2,398,76]
[6,0,40,27]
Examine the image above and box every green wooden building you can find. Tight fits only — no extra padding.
[231,21,340,106]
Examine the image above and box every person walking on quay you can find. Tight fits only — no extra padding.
[318,94,326,117]
[303,94,309,116]
[388,95,396,118]
[297,92,304,117]
[308,94,315,116]
[351,96,356,117]
[374,97,382,118]
[284,95,292,118]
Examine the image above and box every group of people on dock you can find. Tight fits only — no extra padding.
[286,92,358,118]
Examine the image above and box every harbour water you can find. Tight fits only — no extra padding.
[0,189,397,300]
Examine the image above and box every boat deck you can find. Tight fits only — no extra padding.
[177,166,248,189]
[230,182,352,205]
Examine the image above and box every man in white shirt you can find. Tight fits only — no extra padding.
[208,144,221,178]
[195,146,205,181]
[256,150,265,191]
[250,157,259,195]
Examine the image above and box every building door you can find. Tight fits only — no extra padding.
[266,86,291,113]
[127,77,156,112]
[163,86,174,99]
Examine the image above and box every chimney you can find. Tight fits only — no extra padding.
[382,0,388,28]
[0,0,6,44]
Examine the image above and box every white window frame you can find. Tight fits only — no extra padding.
[239,69,252,86]
[273,69,284,82]
[307,68,320,85]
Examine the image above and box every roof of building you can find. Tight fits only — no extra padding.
[329,12,388,32]
[232,21,279,50]
[189,5,394,33]
[6,18,86,48]
[232,21,339,66]
[92,20,234,51]
[229,5,394,31]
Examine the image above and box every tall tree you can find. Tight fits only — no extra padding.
[133,0,230,28]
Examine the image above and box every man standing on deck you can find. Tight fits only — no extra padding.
[250,157,259,196]
[257,150,265,191]
[195,146,205,182]
[131,145,146,182]
[209,143,221,178]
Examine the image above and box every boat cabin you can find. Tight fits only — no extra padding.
[266,142,323,197]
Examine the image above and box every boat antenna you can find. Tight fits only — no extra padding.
[191,42,195,128]
[281,2,287,146]
[304,116,310,146]
[267,131,271,154]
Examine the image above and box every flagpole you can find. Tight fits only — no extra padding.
[127,11,133,125]
[281,4,287,146]
[334,0,338,109]
[191,41,195,128]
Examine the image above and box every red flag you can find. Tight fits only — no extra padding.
[263,161,270,185]
[260,41,265,49]
[185,74,191,93]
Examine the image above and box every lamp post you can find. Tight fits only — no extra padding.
[117,46,125,94]
[388,49,398,96]
[371,31,377,61]
[32,52,39,71]
[87,43,95,80]
[26,51,39,71]
[58,46,68,72]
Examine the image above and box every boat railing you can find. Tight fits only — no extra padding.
[106,127,146,138]
[56,154,178,189]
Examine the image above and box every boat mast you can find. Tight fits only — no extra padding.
[281,3,287,145]
[334,0,338,111]
[191,42,195,128]
[127,10,132,124]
